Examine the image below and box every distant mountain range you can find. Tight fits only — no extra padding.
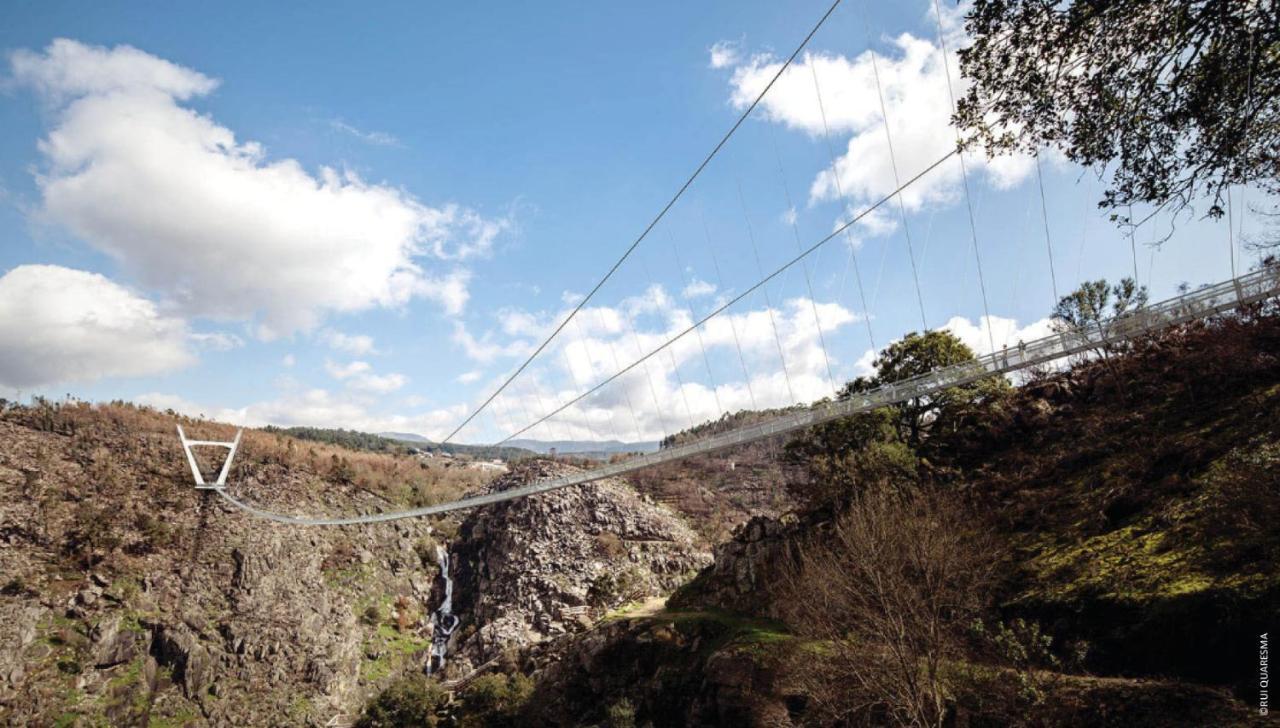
[377,432,658,457]
[505,438,660,456]
[379,431,430,443]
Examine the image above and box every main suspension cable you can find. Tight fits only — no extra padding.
[439,0,846,444]
[810,57,877,353]
[932,0,996,354]
[497,150,957,444]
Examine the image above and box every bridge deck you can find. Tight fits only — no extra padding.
[211,267,1280,526]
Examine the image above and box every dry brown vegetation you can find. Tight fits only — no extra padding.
[0,399,495,576]
[5,398,491,506]
[778,485,1000,727]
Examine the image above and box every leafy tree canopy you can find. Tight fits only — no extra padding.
[957,0,1278,223]
[786,330,1008,509]
[844,330,1007,446]
[1051,276,1149,330]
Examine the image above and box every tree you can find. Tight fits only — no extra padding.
[785,331,1007,508]
[846,331,1007,447]
[779,485,999,727]
[1051,277,1149,331]
[957,0,1278,223]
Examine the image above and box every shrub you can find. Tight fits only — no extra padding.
[458,672,534,727]
[355,675,448,728]
[587,567,647,608]
[394,595,415,633]
[606,698,637,728]
[414,535,440,569]
[329,455,357,485]
[778,484,1000,727]
[595,531,625,559]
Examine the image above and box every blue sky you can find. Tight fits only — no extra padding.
[0,1,1259,443]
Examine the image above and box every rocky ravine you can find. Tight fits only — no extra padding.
[437,461,712,677]
[0,412,450,726]
[0,405,712,725]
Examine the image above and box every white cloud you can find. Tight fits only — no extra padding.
[190,331,244,351]
[681,278,716,299]
[325,360,372,380]
[847,314,1057,382]
[319,328,377,355]
[10,39,505,337]
[940,314,1056,356]
[457,370,483,384]
[721,25,1032,225]
[347,371,407,394]
[281,353,296,367]
[451,320,533,364]
[329,119,400,147]
[324,359,407,394]
[0,264,194,389]
[708,40,741,69]
[455,284,861,442]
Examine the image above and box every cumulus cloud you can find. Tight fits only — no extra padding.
[451,283,861,442]
[681,278,716,299]
[324,359,406,393]
[189,331,244,351]
[346,371,407,394]
[940,314,1055,355]
[708,40,741,69]
[717,15,1032,226]
[451,320,533,364]
[325,360,372,380]
[320,328,377,356]
[10,39,504,337]
[848,314,1058,380]
[0,264,194,389]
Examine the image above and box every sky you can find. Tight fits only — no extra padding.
[0,0,1263,444]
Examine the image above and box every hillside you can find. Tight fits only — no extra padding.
[0,403,494,725]
[1,310,1276,726]
[272,427,534,462]
[0,402,712,726]
[356,307,1278,726]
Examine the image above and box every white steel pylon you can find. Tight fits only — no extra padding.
[176,424,242,489]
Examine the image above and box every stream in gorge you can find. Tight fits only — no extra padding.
[427,543,459,674]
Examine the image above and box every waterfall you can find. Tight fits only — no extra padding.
[427,543,459,674]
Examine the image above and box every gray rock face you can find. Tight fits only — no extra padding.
[442,461,711,674]
[670,515,796,619]
[91,615,140,668]
[0,418,439,726]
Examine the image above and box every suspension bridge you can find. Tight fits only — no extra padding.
[180,0,1280,526]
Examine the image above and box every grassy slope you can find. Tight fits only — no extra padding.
[949,313,1280,691]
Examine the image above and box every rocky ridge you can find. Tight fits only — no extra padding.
[439,461,712,675]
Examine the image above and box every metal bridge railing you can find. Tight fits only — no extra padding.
[206,267,1280,526]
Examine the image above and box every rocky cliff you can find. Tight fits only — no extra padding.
[0,403,714,726]
[0,404,457,726]
[438,461,711,676]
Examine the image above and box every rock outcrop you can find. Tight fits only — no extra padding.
[0,411,443,726]
[440,461,711,674]
[669,514,798,619]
